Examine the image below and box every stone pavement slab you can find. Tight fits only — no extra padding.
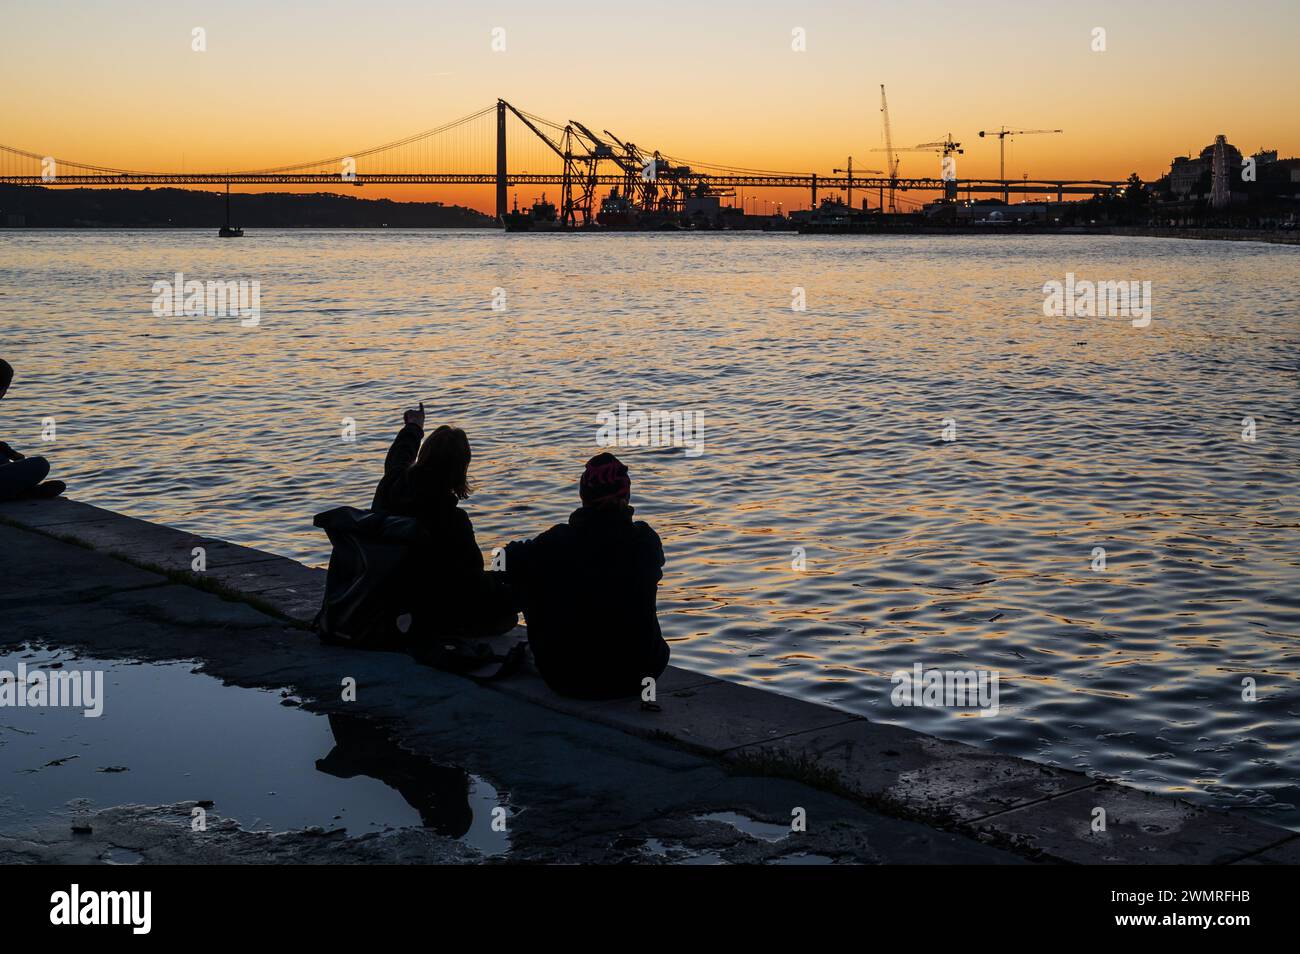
[1233,836,1300,864]
[967,782,1292,864]
[0,523,163,604]
[730,718,1093,823]
[578,679,861,755]
[0,496,118,528]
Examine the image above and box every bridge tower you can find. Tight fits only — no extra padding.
[496,100,508,221]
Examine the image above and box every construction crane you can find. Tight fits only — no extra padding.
[831,156,883,211]
[874,134,963,198]
[878,85,900,212]
[911,134,963,163]
[978,126,1062,203]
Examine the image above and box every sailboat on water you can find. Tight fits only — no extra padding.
[218,181,243,237]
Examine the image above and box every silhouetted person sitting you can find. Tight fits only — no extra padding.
[371,402,515,643]
[503,453,669,699]
[0,359,65,502]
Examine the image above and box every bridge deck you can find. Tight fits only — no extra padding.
[0,173,1122,196]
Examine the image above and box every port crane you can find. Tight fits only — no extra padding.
[603,130,708,215]
[498,103,595,225]
[500,102,679,225]
[977,126,1062,203]
[831,156,884,211]
[603,130,659,211]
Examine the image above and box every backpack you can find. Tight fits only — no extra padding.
[312,506,527,679]
[312,506,427,649]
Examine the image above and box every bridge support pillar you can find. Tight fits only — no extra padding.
[810,172,817,208]
[496,100,507,221]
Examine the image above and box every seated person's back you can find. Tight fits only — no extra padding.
[504,453,668,699]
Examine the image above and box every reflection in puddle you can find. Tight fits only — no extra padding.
[640,837,725,865]
[316,715,509,857]
[697,811,791,843]
[0,647,510,856]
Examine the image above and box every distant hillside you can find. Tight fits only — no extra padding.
[0,184,498,228]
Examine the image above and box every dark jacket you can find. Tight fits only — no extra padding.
[504,504,669,699]
[371,424,511,639]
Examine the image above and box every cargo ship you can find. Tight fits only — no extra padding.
[596,187,637,227]
[502,193,562,232]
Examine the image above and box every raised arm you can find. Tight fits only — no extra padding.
[383,402,426,475]
[382,422,422,476]
[371,403,426,512]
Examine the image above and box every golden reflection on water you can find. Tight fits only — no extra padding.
[2,229,1298,826]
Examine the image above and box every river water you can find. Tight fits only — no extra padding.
[2,229,1297,827]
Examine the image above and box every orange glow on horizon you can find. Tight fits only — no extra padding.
[3,2,1296,215]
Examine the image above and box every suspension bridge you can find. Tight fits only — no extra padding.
[0,100,1126,224]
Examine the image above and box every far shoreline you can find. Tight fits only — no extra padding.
[0,225,1296,245]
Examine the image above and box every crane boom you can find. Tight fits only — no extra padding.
[501,101,568,160]
[879,84,899,212]
[872,134,962,181]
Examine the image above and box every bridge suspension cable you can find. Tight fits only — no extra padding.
[237,105,497,174]
[0,100,1125,211]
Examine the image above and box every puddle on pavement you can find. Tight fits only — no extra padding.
[643,834,831,866]
[697,811,792,843]
[642,838,726,865]
[0,646,510,857]
[767,853,834,865]
[100,847,144,865]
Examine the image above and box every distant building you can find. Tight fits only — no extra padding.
[1165,136,1243,200]
[1152,136,1300,226]
[922,199,1058,223]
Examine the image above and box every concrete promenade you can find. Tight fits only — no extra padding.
[1,496,1296,865]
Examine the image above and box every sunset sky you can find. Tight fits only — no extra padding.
[2,0,1297,212]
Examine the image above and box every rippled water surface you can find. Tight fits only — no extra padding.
[3,229,1297,826]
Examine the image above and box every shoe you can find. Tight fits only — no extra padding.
[31,480,66,499]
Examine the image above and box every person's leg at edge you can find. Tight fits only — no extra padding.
[0,457,51,501]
